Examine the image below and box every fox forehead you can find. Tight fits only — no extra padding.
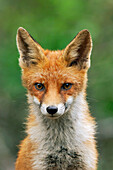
[43,49,64,60]
[22,50,86,89]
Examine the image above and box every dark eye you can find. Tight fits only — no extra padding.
[61,83,72,90]
[34,83,45,91]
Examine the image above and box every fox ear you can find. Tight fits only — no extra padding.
[16,27,45,68]
[64,30,92,70]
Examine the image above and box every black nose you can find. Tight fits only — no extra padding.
[46,106,58,115]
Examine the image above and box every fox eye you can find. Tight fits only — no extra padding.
[61,83,72,90]
[34,83,45,91]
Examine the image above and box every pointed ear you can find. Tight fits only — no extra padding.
[64,29,92,70]
[16,27,45,68]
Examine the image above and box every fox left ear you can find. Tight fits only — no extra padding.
[16,27,45,68]
[64,29,92,70]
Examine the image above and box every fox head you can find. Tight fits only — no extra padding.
[16,27,92,119]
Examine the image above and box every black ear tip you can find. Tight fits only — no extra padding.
[17,27,27,36]
[78,29,92,46]
[79,29,91,37]
[82,29,89,33]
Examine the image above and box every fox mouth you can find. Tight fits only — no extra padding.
[64,103,68,111]
[46,114,61,119]
[45,111,64,119]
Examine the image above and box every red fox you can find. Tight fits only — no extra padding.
[15,27,98,170]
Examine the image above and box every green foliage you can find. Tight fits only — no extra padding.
[0,0,113,169]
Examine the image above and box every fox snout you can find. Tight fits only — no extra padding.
[40,103,65,119]
[32,95,74,119]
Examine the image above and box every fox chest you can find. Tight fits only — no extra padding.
[33,146,85,170]
[45,148,84,170]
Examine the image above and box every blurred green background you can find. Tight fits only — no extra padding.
[0,0,113,169]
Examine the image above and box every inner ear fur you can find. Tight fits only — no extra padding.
[16,27,45,68]
[64,29,92,70]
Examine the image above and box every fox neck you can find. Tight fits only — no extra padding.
[27,91,94,149]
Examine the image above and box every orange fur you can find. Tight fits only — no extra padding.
[16,136,35,170]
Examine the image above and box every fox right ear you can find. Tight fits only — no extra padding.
[16,27,45,68]
[63,29,92,70]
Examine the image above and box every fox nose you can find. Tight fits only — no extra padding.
[46,106,58,115]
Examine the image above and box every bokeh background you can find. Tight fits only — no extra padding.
[0,0,113,169]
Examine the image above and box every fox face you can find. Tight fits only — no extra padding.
[16,28,92,119]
